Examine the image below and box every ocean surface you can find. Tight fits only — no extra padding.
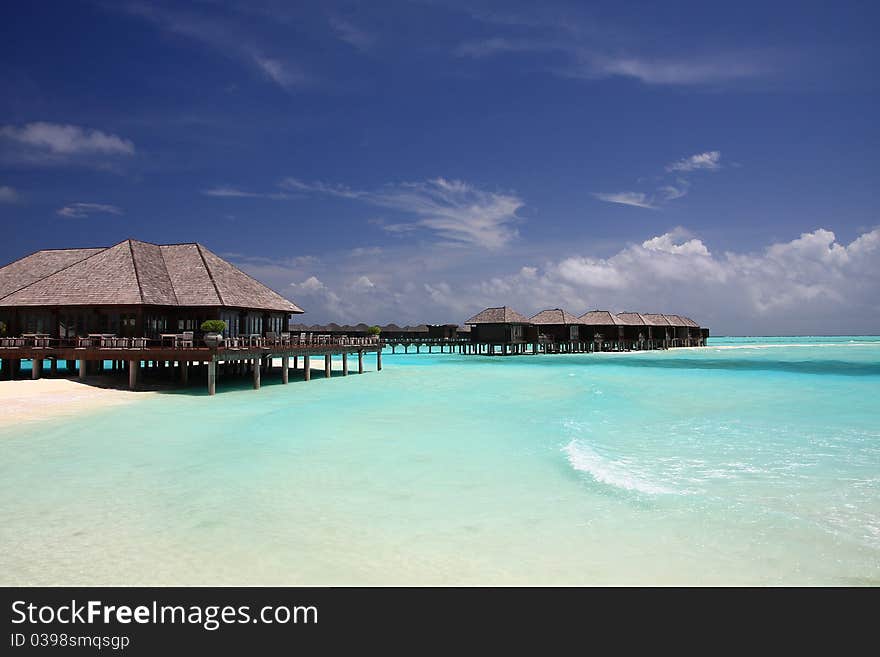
[2,336,879,585]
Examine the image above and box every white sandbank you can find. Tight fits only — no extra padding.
[0,378,151,428]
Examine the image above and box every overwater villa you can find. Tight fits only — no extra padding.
[0,239,381,394]
[530,308,584,353]
[464,306,536,354]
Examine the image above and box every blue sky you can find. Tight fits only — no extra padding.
[1,0,878,333]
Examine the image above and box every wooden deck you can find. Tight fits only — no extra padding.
[0,342,382,395]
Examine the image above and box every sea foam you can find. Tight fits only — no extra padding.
[562,440,676,495]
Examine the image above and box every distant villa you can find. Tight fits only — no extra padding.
[293,306,709,356]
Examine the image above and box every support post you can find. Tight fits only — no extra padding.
[342,352,348,376]
[358,350,364,373]
[79,358,87,380]
[129,360,139,390]
[304,355,311,380]
[282,356,289,384]
[50,359,58,376]
[377,349,382,371]
[180,360,189,385]
[253,357,260,389]
[293,355,298,370]
[324,354,331,378]
[207,360,216,395]
[32,358,42,380]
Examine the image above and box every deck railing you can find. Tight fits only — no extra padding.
[0,333,381,350]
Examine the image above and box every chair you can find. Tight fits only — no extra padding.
[176,331,194,348]
[266,331,277,346]
[280,332,291,345]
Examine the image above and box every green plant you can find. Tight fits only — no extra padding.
[367,325,381,336]
[200,319,227,333]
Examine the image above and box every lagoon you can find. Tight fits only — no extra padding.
[1,337,878,585]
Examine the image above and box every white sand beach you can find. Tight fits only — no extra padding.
[0,378,150,428]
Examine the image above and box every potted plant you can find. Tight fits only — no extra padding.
[367,325,381,339]
[200,319,227,347]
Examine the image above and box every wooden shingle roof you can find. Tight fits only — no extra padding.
[663,314,688,327]
[578,310,621,325]
[0,247,104,299]
[0,239,303,313]
[616,312,648,325]
[641,313,673,327]
[530,308,581,325]
[465,306,531,324]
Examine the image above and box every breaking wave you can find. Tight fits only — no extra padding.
[562,439,676,495]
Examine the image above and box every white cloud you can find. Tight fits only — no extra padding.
[329,16,376,51]
[202,186,294,200]
[0,123,135,166]
[593,191,655,209]
[57,203,123,218]
[237,227,880,335]
[252,55,307,88]
[587,55,774,86]
[119,3,307,90]
[0,185,19,203]
[666,150,722,172]
[283,176,524,249]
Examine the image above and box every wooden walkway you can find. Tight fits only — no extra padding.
[0,342,382,395]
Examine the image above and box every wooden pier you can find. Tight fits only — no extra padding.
[0,342,382,395]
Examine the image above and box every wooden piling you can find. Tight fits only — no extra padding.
[282,356,289,384]
[324,354,331,378]
[342,352,348,376]
[253,357,261,389]
[358,350,364,374]
[377,349,382,371]
[129,359,139,390]
[304,355,311,381]
[207,360,216,395]
[32,357,42,380]
[79,358,87,380]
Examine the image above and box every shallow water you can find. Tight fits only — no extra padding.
[2,337,879,585]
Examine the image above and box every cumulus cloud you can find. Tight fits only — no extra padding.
[236,227,880,335]
[666,150,722,172]
[0,185,19,203]
[0,123,135,166]
[56,203,123,218]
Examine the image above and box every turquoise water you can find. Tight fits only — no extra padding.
[2,337,879,585]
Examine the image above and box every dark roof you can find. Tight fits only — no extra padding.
[616,312,648,326]
[680,316,700,328]
[530,308,581,325]
[641,313,673,326]
[0,239,303,313]
[663,314,688,327]
[465,306,531,324]
[578,310,621,325]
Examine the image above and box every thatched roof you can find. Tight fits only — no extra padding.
[578,310,621,325]
[641,313,673,326]
[530,308,581,325]
[681,316,700,328]
[616,312,648,326]
[0,239,303,313]
[465,306,531,324]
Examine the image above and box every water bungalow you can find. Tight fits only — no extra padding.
[0,239,381,394]
[578,310,624,351]
[465,306,536,355]
[529,308,587,353]
[616,312,651,350]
